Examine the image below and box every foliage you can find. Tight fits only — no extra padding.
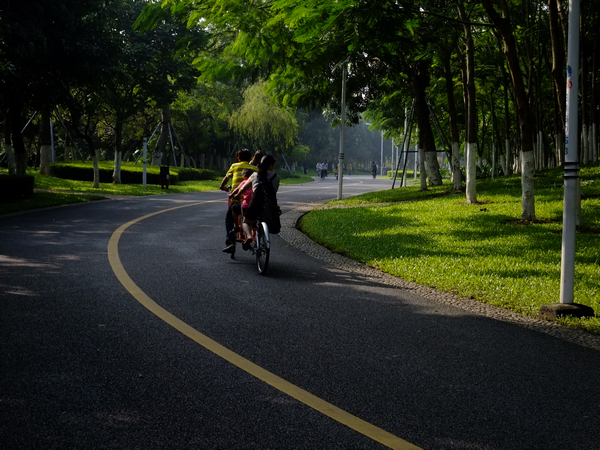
[229,81,298,152]
[476,163,504,179]
[171,80,243,159]
[301,164,600,334]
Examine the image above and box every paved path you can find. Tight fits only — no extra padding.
[2,175,599,450]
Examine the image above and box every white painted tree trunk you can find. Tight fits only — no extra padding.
[40,144,52,175]
[5,143,16,175]
[499,154,506,175]
[425,151,442,186]
[113,151,122,184]
[465,142,477,203]
[418,146,427,190]
[414,148,418,181]
[452,141,462,191]
[151,151,162,166]
[556,131,565,166]
[93,149,100,189]
[521,150,536,221]
[492,142,496,179]
[505,139,512,175]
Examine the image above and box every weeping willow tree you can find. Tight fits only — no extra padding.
[230,81,298,153]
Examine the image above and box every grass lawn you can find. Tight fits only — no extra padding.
[0,164,313,216]
[300,164,600,334]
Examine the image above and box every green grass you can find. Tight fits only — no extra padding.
[33,170,222,195]
[0,164,313,216]
[301,164,600,334]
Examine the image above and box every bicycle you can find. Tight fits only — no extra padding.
[252,218,270,275]
[230,212,271,275]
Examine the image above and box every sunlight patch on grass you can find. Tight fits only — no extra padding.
[301,165,600,334]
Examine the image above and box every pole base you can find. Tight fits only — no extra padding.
[538,303,595,319]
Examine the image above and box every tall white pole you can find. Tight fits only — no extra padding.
[560,0,580,304]
[337,66,346,200]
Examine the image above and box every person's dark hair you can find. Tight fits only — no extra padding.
[238,148,252,162]
[257,155,276,180]
[250,150,264,166]
[242,168,254,178]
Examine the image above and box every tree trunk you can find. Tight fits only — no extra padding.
[501,61,513,175]
[490,90,503,176]
[81,134,100,188]
[122,139,140,162]
[153,103,171,166]
[481,0,536,221]
[9,98,27,175]
[93,149,100,189]
[458,0,478,202]
[112,117,123,184]
[39,111,53,176]
[412,65,442,186]
[418,145,427,191]
[4,111,16,175]
[549,0,566,165]
[443,51,462,191]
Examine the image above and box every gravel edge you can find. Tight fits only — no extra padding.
[279,203,600,352]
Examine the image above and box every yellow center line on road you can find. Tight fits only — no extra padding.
[107,201,421,450]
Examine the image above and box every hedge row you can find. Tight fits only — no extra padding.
[50,164,222,185]
[0,174,35,202]
[50,163,179,185]
[177,167,222,181]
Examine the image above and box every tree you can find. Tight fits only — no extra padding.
[171,80,243,167]
[0,0,115,175]
[480,0,537,221]
[230,81,298,152]
[457,0,479,202]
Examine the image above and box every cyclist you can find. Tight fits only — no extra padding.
[234,155,279,250]
[371,161,378,178]
[220,149,257,253]
[228,168,254,241]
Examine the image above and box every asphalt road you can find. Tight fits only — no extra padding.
[1,174,599,450]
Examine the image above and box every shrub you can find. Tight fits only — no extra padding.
[177,167,222,181]
[476,163,504,179]
[50,163,180,185]
[439,168,452,179]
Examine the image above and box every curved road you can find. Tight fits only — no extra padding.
[1,175,599,449]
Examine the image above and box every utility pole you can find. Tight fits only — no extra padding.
[539,0,593,319]
[337,65,346,200]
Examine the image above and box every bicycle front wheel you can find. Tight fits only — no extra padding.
[255,221,270,275]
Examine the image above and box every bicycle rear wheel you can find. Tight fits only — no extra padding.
[255,221,270,275]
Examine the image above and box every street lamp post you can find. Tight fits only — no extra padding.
[337,65,346,200]
[539,0,593,319]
